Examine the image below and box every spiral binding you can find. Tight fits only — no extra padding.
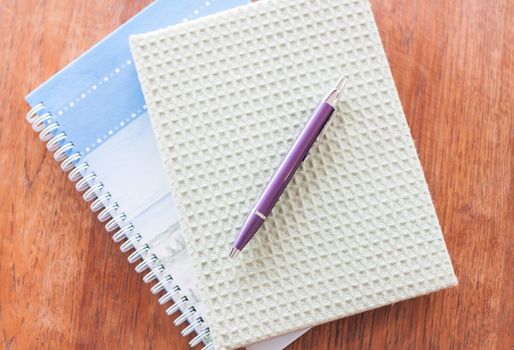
[26,103,213,349]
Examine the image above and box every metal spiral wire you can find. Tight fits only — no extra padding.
[25,103,213,349]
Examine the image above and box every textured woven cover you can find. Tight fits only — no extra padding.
[130,0,457,348]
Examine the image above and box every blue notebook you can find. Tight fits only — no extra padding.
[25,1,306,349]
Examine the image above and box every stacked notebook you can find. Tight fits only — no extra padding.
[26,0,456,349]
[24,1,305,349]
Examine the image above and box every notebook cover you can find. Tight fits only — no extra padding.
[130,0,457,348]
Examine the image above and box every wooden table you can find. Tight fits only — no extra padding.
[1,0,512,349]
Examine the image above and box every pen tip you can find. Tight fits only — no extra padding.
[228,247,240,259]
[324,76,348,106]
[335,76,348,91]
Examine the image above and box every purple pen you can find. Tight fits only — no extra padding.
[229,76,348,258]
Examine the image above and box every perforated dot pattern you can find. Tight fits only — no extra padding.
[130,0,457,348]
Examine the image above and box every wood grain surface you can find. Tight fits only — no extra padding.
[0,0,512,349]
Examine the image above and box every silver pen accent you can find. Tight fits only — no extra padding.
[228,247,240,258]
[323,76,348,107]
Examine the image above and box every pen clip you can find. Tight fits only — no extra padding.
[304,110,336,163]
[319,109,337,138]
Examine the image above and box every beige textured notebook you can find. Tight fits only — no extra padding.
[130,0,457,348]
